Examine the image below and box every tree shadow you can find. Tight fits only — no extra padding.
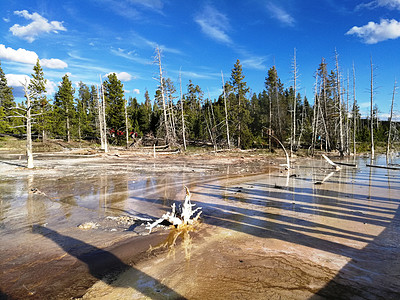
[309,202,400,299]
[32,225,185,299]
[0,160,26,168]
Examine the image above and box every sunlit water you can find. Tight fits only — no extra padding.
[0,153,399,299]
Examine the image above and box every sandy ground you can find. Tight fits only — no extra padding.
[1,150,400,299]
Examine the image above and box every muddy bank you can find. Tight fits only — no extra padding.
[0,151,277,299]
[81,155,400,300]
[1,152,399,299]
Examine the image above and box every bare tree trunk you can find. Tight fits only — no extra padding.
[155,47,171,146]
[370,57,375,159]
[346,71,350,155]
[125,97,129,148]
[23,82,34,169]
[179,72,186,151]
[66,107,71,143]
[291,48,298,156]
[387,79,397,156]
[352,63,357,156]
[96,85,105,150]
[269,94,272,152]
[101,80,108,153]
[311,76,319,156]
[335,50,344,156]
[221,71,230,149]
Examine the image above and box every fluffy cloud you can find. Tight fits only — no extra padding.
[106,71,133,81]
[0,44,68,69]
[40,58,68,69]
[5,74,31,87]
[266,3,295,27]
[346,19,400,43]
[195,5,232,44]
[0,44,38,64]
[9,10,66,42]
[133,88,140,94]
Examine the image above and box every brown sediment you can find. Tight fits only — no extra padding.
[1,152,399,299]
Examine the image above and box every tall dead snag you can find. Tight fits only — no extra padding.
[96,85,105,150]
[23,80,34,169]
[155,47,172,146]
[352,63,357,156]
[146,186,202,233]
[124,97,129,148]
[291,48,298,156]
[387,79,397,156]
[370,57,375,159]
[221,71,231,149]
[179,71,187,151]
[335,50,344,156]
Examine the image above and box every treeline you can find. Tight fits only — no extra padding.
[0,50,398,155]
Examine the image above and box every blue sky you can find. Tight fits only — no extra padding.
[1,0,399,119]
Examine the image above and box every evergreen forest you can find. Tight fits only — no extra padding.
[0,50,399,156]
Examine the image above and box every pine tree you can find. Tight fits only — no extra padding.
[103,73,125,144]
[29,59,48,141]
[0,62,16,133]
[54,74,75,142]
[229,59,252,148]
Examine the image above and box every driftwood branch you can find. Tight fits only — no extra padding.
[146,186,202,233]
[322,154,342,170]
[366,164,400,170]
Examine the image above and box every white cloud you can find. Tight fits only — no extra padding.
[195,5,232,44]
[106,71,133,81]
[241,56,267,71]
[40,58,68,69]
[266,3,295,27]
[346,19,400,43]
[6,73,57,96]
[111,48,151,65]
[5,74,31,87]
[0,44,38,64]
[9,10,66,42]
[0,44,68,69]
[3,17,10,23]
[133,88,140,94]
[357,0,400,10]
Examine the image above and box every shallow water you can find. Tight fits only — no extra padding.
[1,153,399,299]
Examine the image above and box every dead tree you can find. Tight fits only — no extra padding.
[291,48,299,156]
[124,97,129,148]
[352,63,357,156]
[11,79,35,168]
[370,57,375,159]
[335,50,344,156]
[179,71,187,151]
[221,71,231,149]
[96,85,105,150]
[387,79,397,156]
[154,47,172,146]
[24,82,34,168]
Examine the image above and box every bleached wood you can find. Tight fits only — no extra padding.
[322,154,341,171]
[146,186,202,233]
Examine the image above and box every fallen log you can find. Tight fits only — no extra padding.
[322,154,342,171]
[332,161,358,167]
[366,164,400,170]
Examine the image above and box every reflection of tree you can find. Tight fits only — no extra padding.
[0,181,11,224]
[27,175,46,227]
[148,224,197,261]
